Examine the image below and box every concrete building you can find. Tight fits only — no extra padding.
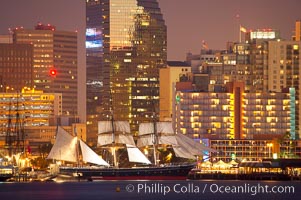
[188,32,301,140]
[159,61,191,121]
[267,41,301,140]
[245,29,281,92]
[0,43,33,92]
[174,82,292,140]
[292,20,301,41]
[0,35,12,43]
[0,90,62,134]
[0,89,88,155]
[210,139,301,162]
[0,90,62,155]
[12,23,78,117]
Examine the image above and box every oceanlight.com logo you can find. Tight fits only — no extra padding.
[125,182,295,196]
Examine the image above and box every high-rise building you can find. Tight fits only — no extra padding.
[0,43,33,92]
[86,0,167,141]
[174,82,292,140]
[292,20,301,41]
[12,23,78,117]
[86,0,103,144]
[245,29,281,92]
[268,40,301,139]
[159,61,191,122]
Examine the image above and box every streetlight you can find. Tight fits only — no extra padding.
[267,143,273,158]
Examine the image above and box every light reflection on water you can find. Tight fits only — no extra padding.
[0,180,300,200]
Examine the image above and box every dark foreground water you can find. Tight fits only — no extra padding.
[0,180,301,200]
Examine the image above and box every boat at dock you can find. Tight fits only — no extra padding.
[0,166,13,182]
[47,121,215,181]
[188,159,301,181]
[0,160,14,182]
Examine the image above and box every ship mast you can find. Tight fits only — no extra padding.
[14,94,25,155]
[152,111,158,166]
[151,87,159,166]
[5,96,25,158]
[110,109,118,167]
[109,90,118,167]
[74,126,80,167]
[5,100,13,157]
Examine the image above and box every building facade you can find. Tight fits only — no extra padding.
[267,40,301,139]
[292,20,301,41]
[174,82,292,140]
[0,43,33,92]
[86,0,167,141]
[86,0,103,144]
[12,24,78,117]
[159,61,191,121]
[0,90,62,155]
[184,30,301,140]
[210,139,301,162]
[0,90,62,134]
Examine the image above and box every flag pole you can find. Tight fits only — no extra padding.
[239,25,242,43]
[235,13,241,43]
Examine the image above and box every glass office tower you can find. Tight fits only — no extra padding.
[86,0,166,142]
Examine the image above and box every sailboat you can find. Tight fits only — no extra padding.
[47,123,196,180]
[80,120,215,180]
[46,126,110,178]
[78,120,195,180]
[47,118,216,181]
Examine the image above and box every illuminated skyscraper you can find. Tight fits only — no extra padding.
[13,24,78,117]
[86,0,166,140]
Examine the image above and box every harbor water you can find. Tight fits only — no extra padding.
[0,180,301,200]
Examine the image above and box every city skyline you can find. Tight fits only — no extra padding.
[1,0,301,177]
[0,0,300,60]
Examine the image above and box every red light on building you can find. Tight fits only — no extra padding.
[49,69,57,76]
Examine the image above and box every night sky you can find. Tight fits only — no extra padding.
[0,0,300,61]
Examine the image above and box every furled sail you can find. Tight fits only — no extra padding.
[172,133,215,159]
[172,145,196,160]
[97,121,135,146]
[98,121,131,134]
[138,122,174,135]
[126,144,151,164]
[137,122,177,147]
[137,122,217,159]
[47,127,78,162]
[79,140,110,166]
[176,133,216,153]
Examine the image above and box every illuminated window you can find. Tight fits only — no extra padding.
[293,45,299,50]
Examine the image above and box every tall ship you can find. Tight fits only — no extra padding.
[47,120,215,181]
[0,97,25,182]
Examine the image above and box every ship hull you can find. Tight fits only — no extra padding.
[59,164,195,181]
[0,174,13,182]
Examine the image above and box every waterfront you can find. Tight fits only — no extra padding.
[0,180,300,200]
